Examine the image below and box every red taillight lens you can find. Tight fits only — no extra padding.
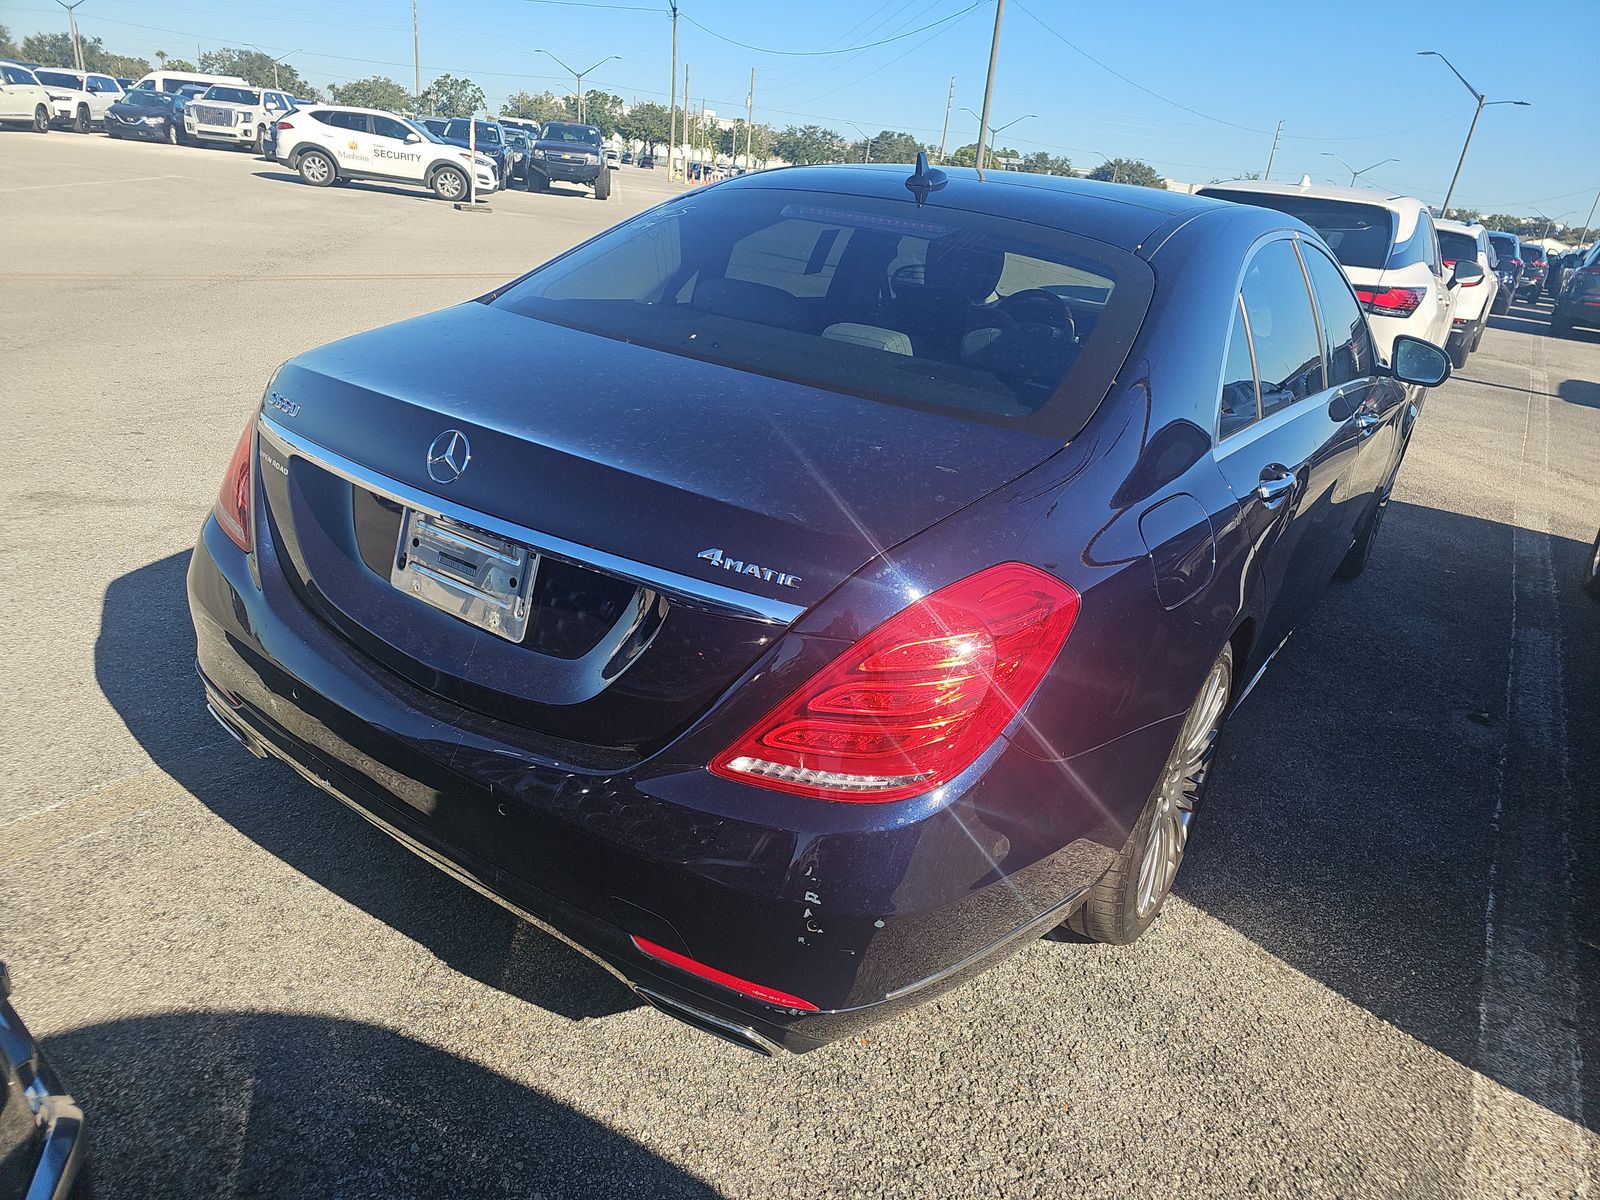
[1508,258,1523,269]
[711,563,1080,802]
[213,418,255,552]
[631,936,819,1011]
[275,119,293,130]
[1353,286,1426,317]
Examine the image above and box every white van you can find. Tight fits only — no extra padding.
[130,70,249,96]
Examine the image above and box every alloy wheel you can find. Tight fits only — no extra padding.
[1134,652,1231,919]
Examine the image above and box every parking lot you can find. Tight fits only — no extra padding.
[2,132,1598,1198]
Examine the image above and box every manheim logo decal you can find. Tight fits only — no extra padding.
[426,429,471,484]
[697,547,801,589]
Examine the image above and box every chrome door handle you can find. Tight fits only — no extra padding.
[1355,412,1381,438]
[1254,468,1296,508]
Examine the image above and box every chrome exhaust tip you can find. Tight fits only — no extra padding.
[206,701,267,759]
[633,987,780,1056]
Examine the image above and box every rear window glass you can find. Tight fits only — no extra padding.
[1437,231,1479,263]
[1520,244,1546,262]
[1202,191,1395,269]
[490,186,1151,435]
[1489,234,1519,256]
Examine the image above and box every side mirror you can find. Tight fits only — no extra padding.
[1388,335,1451,388]
[1450,259,1484,286]
[405,132,421,143]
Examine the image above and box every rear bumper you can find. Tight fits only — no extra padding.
[187,504,1154,1051]
[0,965,88,1199]
[1555,293,1600,329]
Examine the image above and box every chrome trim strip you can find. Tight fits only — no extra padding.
[257,414,806,625]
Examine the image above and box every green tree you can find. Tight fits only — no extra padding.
[328,75,411,112]
[19,31,149,77]
[1088,157,1166,188]
[615,100,671,153]
[198,46,312,93]
[772,123,848,165]
[0,24,22,59]
[568,89,623,135]
[1020,150,1073,175]
[420,73,486,117]
[843,129,923,163]
[163,58,196,72]
[503,89,567,123]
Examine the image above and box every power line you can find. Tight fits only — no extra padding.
[680,0,985,57]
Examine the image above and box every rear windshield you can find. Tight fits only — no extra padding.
[490,186,1151,435]
[204,86,258,104]
[1437,231,1479,264]
[1489,234,1519,255]
[1520,244,1546,262]
[1202,191,1395,269]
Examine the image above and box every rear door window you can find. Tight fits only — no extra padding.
[317,110,369,133]
[1239,239,1325,417]
[1218,294,1259,438]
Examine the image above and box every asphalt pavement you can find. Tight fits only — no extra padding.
[1,132,1597,1199]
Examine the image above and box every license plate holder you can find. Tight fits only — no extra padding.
[390,509,536,642]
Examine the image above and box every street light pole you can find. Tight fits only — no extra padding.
[1320,153,1397,186]
[537,50,619,123]
[1418,51,1529,216]
[53,0,86,76]
[248,44,303,91]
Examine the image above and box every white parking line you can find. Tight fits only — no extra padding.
[0,174,185,193]
[1463,334,1592,1198]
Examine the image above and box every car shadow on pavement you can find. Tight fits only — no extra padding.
[93,551,641,1026]
[1176,498,1600,1134]
[1560,379,1600,408]
[1487,299,1563,339]
[46,1010,718,1198]
[250,169,452,204]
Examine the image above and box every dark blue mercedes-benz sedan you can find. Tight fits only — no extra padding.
[188,161,1450,1053]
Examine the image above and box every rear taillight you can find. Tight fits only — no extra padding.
[213,418,255,552]
[711,563,1080,802]
[1508,258,1523,270]
[1354,286,1427,317]
[275,119,293,130]
[630,936,818,1011]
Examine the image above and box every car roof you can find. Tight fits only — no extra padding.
[720,163,1225,253]
[1200,176,1428,215]
[1436,218,1484,236]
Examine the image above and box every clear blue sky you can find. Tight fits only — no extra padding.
[4,0,1595,219]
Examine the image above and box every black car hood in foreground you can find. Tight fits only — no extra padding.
[267,301,1065,611]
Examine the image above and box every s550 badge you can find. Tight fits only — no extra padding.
[265,390,300,418]
[698,548,801,589]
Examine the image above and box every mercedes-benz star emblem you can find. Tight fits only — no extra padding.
[426,429,471,484]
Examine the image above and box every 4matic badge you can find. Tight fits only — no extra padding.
[697,548,801,589]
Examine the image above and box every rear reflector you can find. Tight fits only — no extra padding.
[213,418,255,552]
[1353,285,1426,317]
[711,563,1080,802]
[630,936,819,1011]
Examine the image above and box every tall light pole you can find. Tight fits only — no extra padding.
[961,107,1032,169]
[1087,149,1119,184]
[247,44,302,91]
[53,0,86,75]
[1418,51,1529,216]
[1320,153,1397,186]
[412,0,421,115]
[667,1,678,180]
[536,50,618,123]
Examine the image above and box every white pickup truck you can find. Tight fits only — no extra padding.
[184,83,296,153]
[32,67,122,131]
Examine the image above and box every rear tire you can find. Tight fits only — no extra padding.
[1470,319,1486,352]
[1584,530,1600,602]
[430,164,468,201]
[297,149,336,187]
[33,105,50,133]
[1448,334,1470,370]
[1549,312,1573,337]
[253,125,267,155]
[526,170,548,193]
[594,167,612,200]
[165,120,178,146]
[73,105,90,133]
[1066,644,1234,945]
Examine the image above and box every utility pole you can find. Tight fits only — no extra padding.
[54,0,86,75]
[412,0,421,115]
[975,0,1004,173]
[683,63,690,174]
[1581,188,1599,245]
[745,67,754,171]
[1263,119,1283,180]
[938,75,954,163]
[668,2,679,180]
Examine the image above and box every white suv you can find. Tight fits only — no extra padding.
[0,61,53,132]
[184,83,295,153]
[32,67,123,131]
[1434,219,1500,367]
[275,104,498,201]
[1198,180,1468,367]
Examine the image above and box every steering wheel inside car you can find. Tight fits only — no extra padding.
[996,289,1076,340]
